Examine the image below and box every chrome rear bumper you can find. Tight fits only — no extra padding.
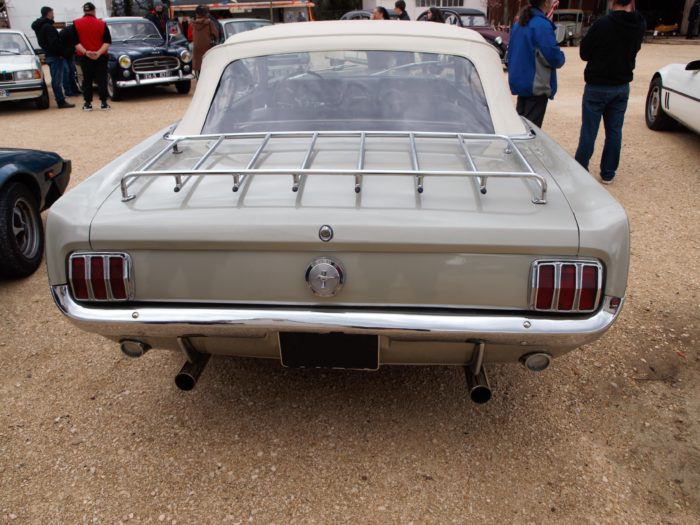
[51,285,622,350]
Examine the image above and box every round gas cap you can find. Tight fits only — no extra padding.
[305,257,344,297]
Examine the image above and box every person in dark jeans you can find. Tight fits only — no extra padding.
[574,0,645,184]
[66,2,112,111]
[31,6,75,108]
[507,0,565,128]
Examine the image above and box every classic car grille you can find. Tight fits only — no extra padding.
[132,56,180,73]
[0,72,12,81]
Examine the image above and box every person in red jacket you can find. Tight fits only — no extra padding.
[67,2,112,111]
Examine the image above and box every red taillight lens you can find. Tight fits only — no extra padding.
[69,253,132,301]
[109,256,127,300]
[90,257,108,300]
[533,261,602,312]
[70,256,89,300]
[579,265,599,311]
[557,264,576,311]
[535,264,555,310]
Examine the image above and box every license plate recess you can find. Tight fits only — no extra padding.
[279,332,379,370]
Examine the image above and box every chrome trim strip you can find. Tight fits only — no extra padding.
[51,285,623,350]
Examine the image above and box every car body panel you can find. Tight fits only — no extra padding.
[0,30,46,103]
[656,62,700,133]
[46,21,629,367]
[0,148,71,210]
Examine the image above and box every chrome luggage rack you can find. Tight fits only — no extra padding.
[119,131,547,204]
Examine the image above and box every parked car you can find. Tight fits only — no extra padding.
[103,17,194,101]
[220,18,271,41]
[416,8,509,62]
[340,10,399,20]
[646,60,700,133]
[0,29,49,109]
[552,9,591,46]
[0,148,70,278]
[46,21,629,403]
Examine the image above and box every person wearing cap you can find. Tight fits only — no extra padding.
[146,1,170,39]
[65,2,112,111]
[31,6,75,108]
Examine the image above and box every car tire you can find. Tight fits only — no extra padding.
[107,73,123,101]
[175,80,191,94]
[0,182,44,279]
[35,84,50,110]
[645,76,676,131]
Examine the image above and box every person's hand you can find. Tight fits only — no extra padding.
[87,51,98,60]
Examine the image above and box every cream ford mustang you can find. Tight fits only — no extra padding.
[46,21,629,403]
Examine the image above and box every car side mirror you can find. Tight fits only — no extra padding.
[685,60,700,71]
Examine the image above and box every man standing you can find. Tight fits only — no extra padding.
[31,6,75,108]
[394,1,410,20]
[68,2,112,111]
[574,0,645,184]
[146,1,169,39]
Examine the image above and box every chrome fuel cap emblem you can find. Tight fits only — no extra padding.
[305,257,344,297]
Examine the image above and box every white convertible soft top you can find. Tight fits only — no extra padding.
[174,21,527,137]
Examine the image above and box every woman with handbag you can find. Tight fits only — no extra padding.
[507,0,565,128]
[192,5,220,78]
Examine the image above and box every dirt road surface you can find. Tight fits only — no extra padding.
[1,43,698,524]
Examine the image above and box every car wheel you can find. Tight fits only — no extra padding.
[0,183,44,278]
[35,84,50,110]
[107,73,123,101]
[175,80,191,94]
[645,77,675,131]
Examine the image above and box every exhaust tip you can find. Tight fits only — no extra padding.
[175,372,196,391]
[470,385,492,404]
[120,339,151,358]
[522,352,552,372]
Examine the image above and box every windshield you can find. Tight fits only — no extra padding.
[554,13,581,22]
[108,21,163,41]
[224,20,271,39]
[203,50,493,134]
[460,15,489,27]
[0,33,32,55]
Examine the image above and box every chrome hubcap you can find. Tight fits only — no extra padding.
[648,86,660,122]
[12,197,39,258]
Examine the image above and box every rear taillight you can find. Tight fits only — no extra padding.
[531,260,603,313]
[69,253,133,302]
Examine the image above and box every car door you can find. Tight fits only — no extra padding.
[665,61,700,133]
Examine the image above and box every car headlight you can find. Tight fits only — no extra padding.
[180,50,192,63]
[14,69,41,81]
[118,55,131,69]
[494,36,503,46]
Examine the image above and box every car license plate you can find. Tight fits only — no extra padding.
[0,89,9,97]
[279,332,379,370]
[141,72,167,80]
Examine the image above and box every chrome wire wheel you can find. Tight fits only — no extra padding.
[12,196,40,260]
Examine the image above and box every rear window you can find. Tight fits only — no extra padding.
[202,50,493,134]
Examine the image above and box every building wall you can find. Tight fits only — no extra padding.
[362,0,487,21]
[6,0,110,47]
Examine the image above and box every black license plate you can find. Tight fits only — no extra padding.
[279,332,379,370]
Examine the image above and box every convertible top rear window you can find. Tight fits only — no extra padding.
[202,50,493,134]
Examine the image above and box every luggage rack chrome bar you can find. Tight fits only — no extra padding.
[120,131,547,204]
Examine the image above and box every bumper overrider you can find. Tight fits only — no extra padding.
[116,71,194,88]
[51,285,623,353]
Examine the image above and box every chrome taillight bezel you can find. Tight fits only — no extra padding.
[68,252,134,302]
[530,260,604,313]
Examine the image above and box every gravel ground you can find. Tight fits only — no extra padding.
[1,43,698,525]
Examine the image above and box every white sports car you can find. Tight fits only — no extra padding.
[646,60,700,133]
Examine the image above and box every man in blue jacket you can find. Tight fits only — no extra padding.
[507,0,565,127]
